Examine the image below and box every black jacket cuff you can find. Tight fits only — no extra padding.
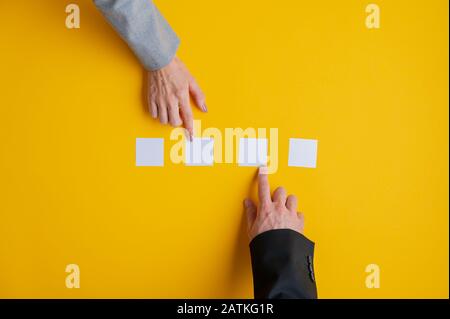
[250,229,317,299]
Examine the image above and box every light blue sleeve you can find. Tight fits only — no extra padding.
[93,0,180,70]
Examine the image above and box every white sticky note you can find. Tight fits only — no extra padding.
[135,138,164,166]
[185,138,214,166]
[238,138,268,166]
[288,138,318,168]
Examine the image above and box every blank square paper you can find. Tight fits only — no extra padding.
[135,138,164,166]
[185,137,214,166]
[288,138,318,168]
[238,138,268,166]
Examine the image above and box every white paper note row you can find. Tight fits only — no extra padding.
[136,137,318,168]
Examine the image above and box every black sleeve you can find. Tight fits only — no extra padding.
[249,229,317,299]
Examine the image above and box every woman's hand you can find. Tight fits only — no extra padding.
[147,56,207,139]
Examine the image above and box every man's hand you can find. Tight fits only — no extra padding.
[244,167,305,241]
[147,56,207,138]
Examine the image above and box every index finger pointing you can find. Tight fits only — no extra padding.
[180,93,193,140]
[258,166,271,205]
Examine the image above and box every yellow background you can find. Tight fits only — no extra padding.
[0,0,448,298]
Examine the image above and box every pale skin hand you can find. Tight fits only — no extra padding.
[148,56,207,138]
[244,167,305,241]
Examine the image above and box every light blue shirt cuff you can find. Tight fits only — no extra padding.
[94,0,180,70]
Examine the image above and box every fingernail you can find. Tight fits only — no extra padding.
[184,129,192,141]
[244,199,251,208]
[259,166,268,175]
[202,103,208,112]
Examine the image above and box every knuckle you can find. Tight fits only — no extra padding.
[159,116,168,124]
[168,104,178,112]
[275,186,285,194]
[165,99,175,108]
[260,201,271,211]
[189,75,197,85]
[181,106,192,117]
[195,91,205,102]
[274,202,285,211]
[156,99,165,108]
[175,87,186,97]
[170,118,181,127]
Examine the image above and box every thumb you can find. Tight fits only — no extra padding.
[244,198,257,232]
[189,77,207,112]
